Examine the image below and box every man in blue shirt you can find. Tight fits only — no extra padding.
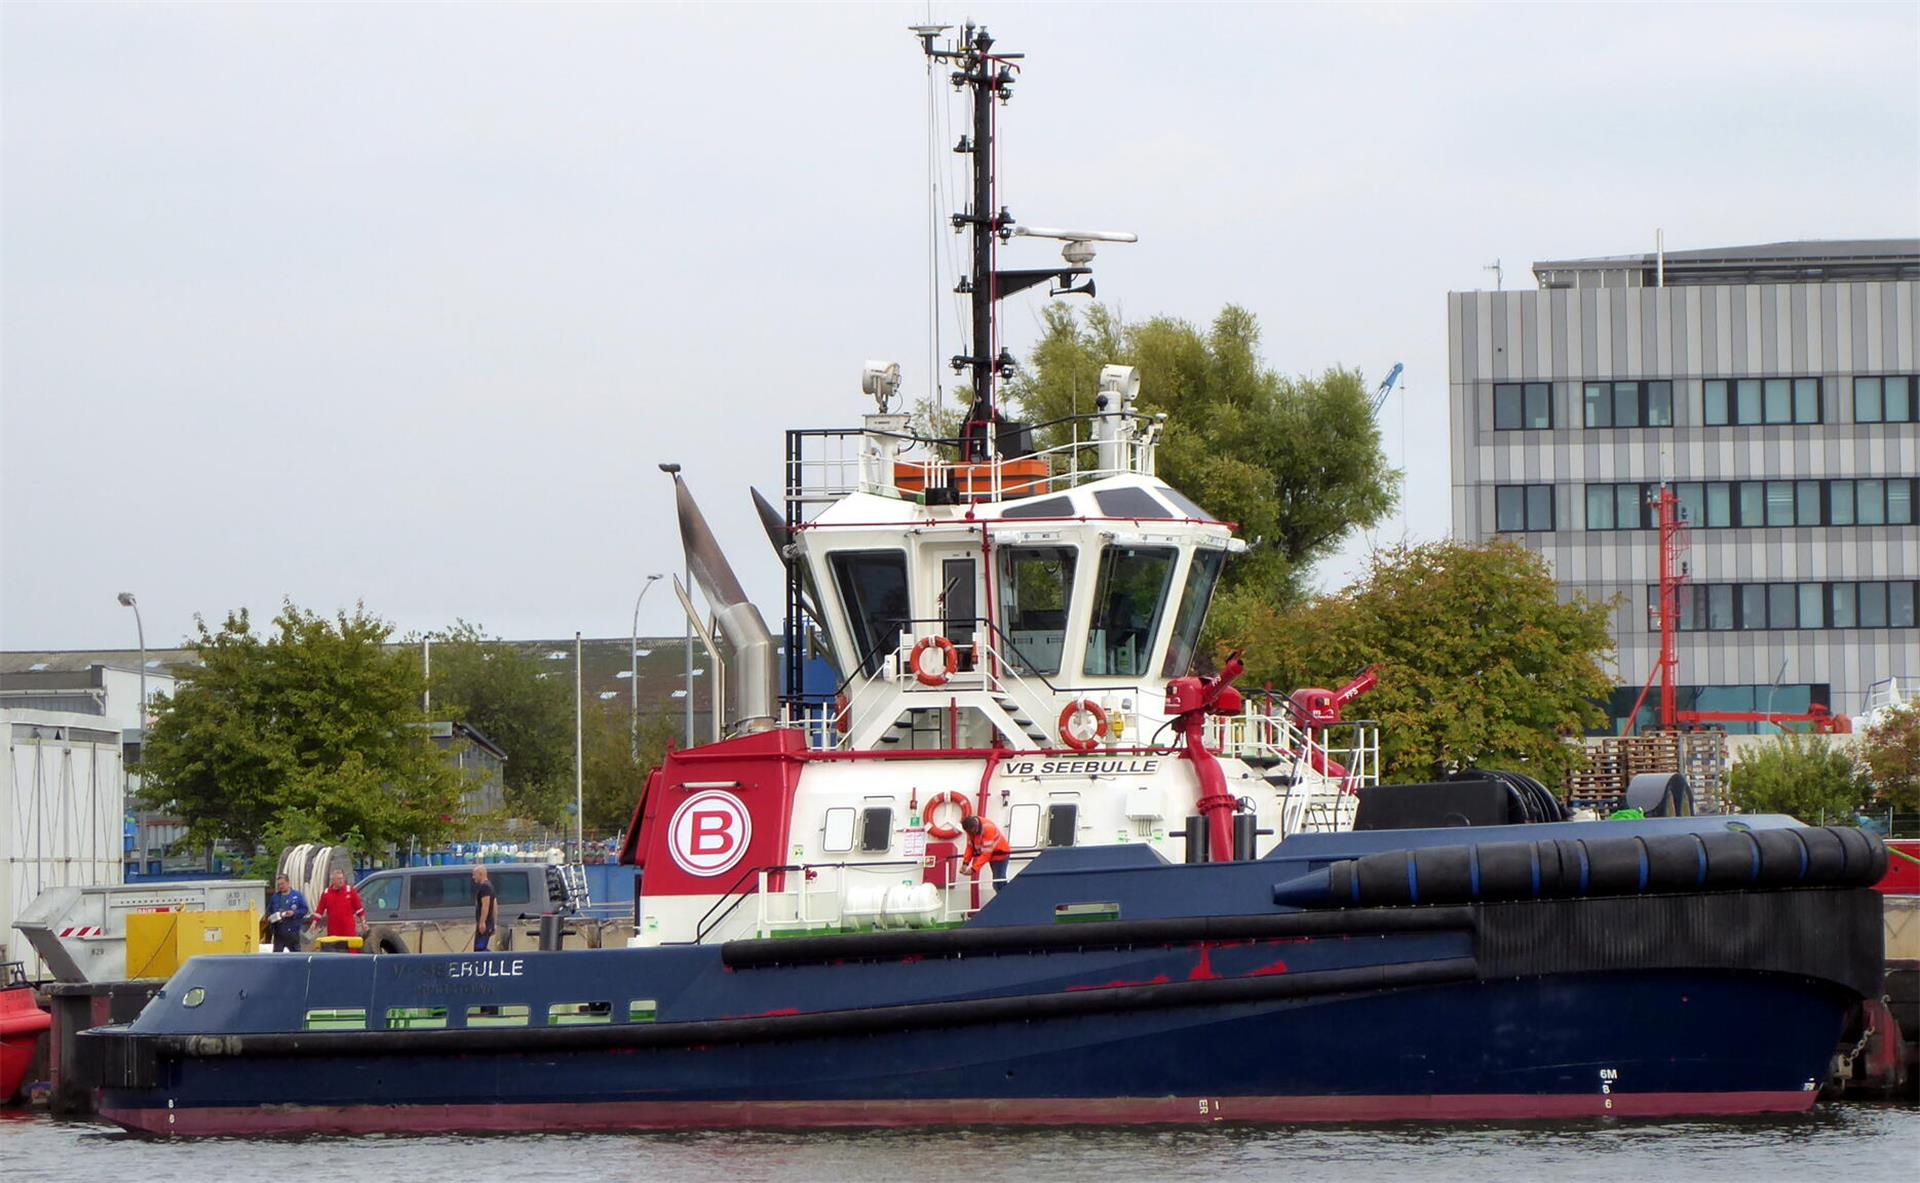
[267,874,309,952]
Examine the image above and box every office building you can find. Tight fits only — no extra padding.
[1448,240,1919,731]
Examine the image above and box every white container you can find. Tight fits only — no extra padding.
[1,708,127,981]
[14,879,267,983]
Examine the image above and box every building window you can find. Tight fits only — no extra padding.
[1493,382,1552,430]
[1495,484,1553,532]
[1855,376,1917,423]
[1704,377,1821,425]
[1582,380,1671,429]
[1656,580,1919,631]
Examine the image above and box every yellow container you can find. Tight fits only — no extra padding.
[125,908,261,979]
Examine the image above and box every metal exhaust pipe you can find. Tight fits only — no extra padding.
[671,473,778,734]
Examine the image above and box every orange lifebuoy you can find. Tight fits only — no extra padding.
[924,791,974,840]
[834,692,851,734]
[1058,699,1110,752]
[908,635,958,686]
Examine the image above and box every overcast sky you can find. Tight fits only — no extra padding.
[3,2,1916,652]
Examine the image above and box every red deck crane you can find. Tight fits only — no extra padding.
[1623,485,1850,735]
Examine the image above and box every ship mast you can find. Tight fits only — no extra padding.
[916,24,1129,460]
[921,25,1017,458]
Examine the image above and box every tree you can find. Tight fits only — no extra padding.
[1860,702,1920,812]
[140,602,465,856]
[1006,303,1400,609]
[580,705,676,835]
[426,621,574,824]
[1236,540,1616,785]
[1727,733,1875,822]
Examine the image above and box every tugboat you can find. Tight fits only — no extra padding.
[80,25,1887,1135]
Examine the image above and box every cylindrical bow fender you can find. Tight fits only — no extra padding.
[1271,825,1887,909]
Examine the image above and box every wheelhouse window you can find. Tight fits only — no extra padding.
[829,550,911,676]
[1162,548,1225,677]
[1084,545,1177,677]
[998,546,1077,676]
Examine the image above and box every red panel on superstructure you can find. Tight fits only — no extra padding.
[1877,839,1920,896]
[620,729,810,898]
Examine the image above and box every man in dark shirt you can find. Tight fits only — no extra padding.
[266,874,309,952]
[472,863,497,952]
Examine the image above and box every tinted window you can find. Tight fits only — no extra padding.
[1523,383,1551,428]
[858,807,892,853]
[1583,383,1610,428]
[1793,378,1820,424]
[1646,381,1673,427]
[1494,384,1521,430]
[363,877,402,912]
[1001,495,1074,520]
[1156,487,1215,521]
[999,546,1077,676]
[409,873,471,910]
[1085,546,1177,677]
[1162,549,1225,678]
[1093,487,1174,519]
[1705,380,1729,425]
[493,871,531,907]
[830,551,911,676]
[1044,804,1078,848]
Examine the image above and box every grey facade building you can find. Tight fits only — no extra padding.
[1448,240,1920,732]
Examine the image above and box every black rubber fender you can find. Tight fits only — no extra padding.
[1412,844,1474,902]
[1832,825,1886,884]
[1355,850,1414,905]
[1584,835,1645,894]
[1475,841,1538,898]
[1751,827,1810,886]
[1801,826,1847,881]
[365,926,410,955]
[1642,832,1705,891]
[1699,829,1760,887]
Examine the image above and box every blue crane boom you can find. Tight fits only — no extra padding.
[1369,362,1404,417]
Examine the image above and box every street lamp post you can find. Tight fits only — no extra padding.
[630,573,663,758]
[116,592,146,733]
[658,463,692,746]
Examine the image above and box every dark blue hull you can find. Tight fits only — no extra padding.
[100,969,1851,1134]
[82,824,1889,1135]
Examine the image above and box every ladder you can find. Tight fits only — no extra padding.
[555,862,592,912]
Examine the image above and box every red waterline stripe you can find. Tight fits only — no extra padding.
[104,1090,1818,1137]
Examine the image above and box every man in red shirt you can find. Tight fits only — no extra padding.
[308,868,365,942]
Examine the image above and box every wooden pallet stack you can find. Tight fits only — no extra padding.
[1564,740,1627,814]
[1563,731,1731,815]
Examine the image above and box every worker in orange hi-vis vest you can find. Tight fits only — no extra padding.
[959,814,1011,889]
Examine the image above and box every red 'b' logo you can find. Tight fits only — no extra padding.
[668,791,752,876]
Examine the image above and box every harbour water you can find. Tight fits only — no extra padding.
[7,1104,1918,1182]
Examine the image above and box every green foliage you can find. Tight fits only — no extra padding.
[580,705,677,835]
[1006,303,1399,608]
[1727,733,1875,822]
[141,602,464,857]
[1237,541,1616,785]
[1860,702,1920,811]
[426,621,574,824]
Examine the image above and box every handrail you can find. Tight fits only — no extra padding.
[693,862,798,944]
